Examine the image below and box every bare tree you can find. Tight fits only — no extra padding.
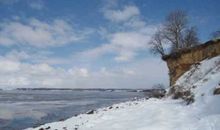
[184,27,199,48]
[163,10,187,50]
[149,10,199,57]
[149,29,166,57]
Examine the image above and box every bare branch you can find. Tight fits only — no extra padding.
[149,29,166,57]
[164,10,187,50]
[184,27,199,48]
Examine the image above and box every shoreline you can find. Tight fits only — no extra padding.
[25,97,148,130]
[0,90,147,130]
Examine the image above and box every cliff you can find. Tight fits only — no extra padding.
[162,39,220,86]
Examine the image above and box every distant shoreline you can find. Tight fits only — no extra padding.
[13,88,164,92]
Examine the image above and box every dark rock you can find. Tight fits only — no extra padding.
[173,90,191,99]
[203,78,208,82]
[213,87,220,95]
[109,106,113,109]
[45,126,51,129]
[145,97,150,100]
[39,128,44,130]
[185,95,195,105]
[59,118,65,121]
[86,110,95,114]
[192,85,197,89]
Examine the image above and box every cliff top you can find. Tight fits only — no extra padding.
[162,39,220,61]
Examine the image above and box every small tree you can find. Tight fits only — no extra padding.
[149,10,199,56]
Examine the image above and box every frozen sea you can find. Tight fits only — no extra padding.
[0,89,146,130]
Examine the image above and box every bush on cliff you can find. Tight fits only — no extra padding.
[168,85,195,105]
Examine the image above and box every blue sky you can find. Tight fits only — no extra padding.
[0,0,219,89]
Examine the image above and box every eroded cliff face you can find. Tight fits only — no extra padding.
[163,39,220,86]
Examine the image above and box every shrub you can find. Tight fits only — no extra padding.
[213,87,220,95]
[169,85,195,105]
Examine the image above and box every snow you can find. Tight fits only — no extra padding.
[26,56,220,130]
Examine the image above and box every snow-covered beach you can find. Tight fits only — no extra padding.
[26,56,220,130]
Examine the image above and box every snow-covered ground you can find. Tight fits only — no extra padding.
[26,56,220,130]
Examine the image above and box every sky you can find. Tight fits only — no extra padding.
[0,0,219,89]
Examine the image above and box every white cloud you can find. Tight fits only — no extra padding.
[0,60,59,89]
[111,31,151,61]
[111,32,147,49]
[68,68,89,77]
[104,5,140,23]
[0,60,20,73]
[30,63,54,75]
[0,56,168,90]
[78,25,157,62]
[0,18,90,47]
[76,5,158,62]
[4,50,30,61]
[123,17,146,29]
[8,49,71,65]
[114,51,136,62]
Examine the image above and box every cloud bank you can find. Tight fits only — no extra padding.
[0,56,168,90]
[0,18,90,47]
